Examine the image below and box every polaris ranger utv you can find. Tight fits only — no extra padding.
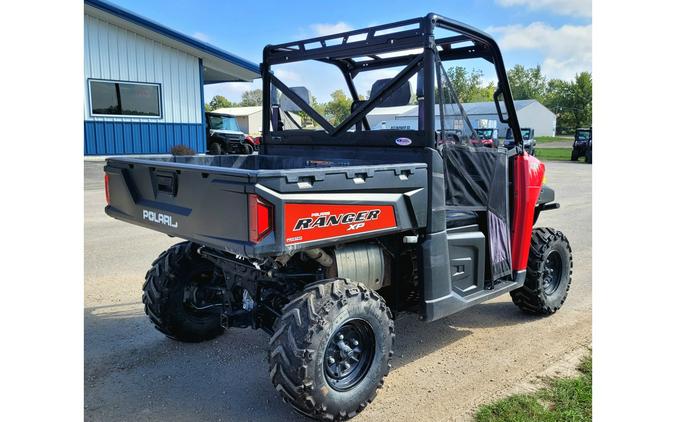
[104,14,571,421]
[504,127,536,155]
[571,127,592,162]
[205,111,254,155]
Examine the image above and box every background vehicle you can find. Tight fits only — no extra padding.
[572,127,592,161]
[474,128,499,148]
[104,14,571,421]
[504,127,536,154]
[206,111,254,155]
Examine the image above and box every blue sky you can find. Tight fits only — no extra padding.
[110,0,591,103]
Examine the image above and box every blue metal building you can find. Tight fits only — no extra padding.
[83,0,260,155]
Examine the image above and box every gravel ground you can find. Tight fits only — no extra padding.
[84,159,591,422]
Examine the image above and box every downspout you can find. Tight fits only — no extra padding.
[198,58,206,154]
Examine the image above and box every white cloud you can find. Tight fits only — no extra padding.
[309,22,354,36]
[274,68,302,83]
[192,32,211,42]
[496,0,591,18]
[488,22,591,80]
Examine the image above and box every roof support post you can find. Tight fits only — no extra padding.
[422,27,436,148]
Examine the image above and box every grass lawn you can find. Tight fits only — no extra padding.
[535,148,578,161]
[537,136,573,143]
[475,354,592,422]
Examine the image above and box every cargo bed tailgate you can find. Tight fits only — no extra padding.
[105,158,252,253]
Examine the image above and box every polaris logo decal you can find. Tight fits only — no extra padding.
[293,209,381,231]
[142,209,178,228]
[395,137,412,146]
[284,204,396,245]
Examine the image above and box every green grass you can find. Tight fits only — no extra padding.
[475,354,592,422]
[537,136,573,143]
[535,148,575,161]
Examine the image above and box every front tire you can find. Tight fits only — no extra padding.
[142,241,224,342]
[585,149,592,164]
[208,142,223,155]
[571,150,579,161]
[268,278,394,421]
[510,228,572,315]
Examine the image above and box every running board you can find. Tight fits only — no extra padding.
[423,271,525,322]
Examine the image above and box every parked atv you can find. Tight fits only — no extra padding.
[205,111,254,155]
[572,127,592,162]
[104,14,572,421]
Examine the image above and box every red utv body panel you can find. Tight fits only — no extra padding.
[511,153,545,271]
[284,203,397,246]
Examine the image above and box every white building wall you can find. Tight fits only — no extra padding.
[84,13,202,124]
[516,103,557,137]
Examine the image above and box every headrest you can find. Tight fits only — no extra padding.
[279,86,311,112]
[370,79,412,107]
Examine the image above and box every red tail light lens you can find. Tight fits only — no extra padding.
[104,174,111,205]
[248,194,273,242]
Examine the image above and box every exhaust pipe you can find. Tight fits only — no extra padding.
[304,248,334,267]
[305,248,337,278]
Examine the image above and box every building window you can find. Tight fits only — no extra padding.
[89,80,161,117]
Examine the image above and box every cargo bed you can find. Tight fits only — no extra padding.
[104,154,429,257]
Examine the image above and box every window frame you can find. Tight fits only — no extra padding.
[88,79,163,119]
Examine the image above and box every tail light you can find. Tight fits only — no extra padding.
[248,194,273,242]
[104,174,111,205]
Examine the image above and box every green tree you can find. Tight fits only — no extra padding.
[543,72,592,134]
[240,89,263,106]
[323,90,353,125]
[507,65,547,101]
[570,72,592,129]
[206,95,234,111]
[294,95,326,127]
[439,67,494,103]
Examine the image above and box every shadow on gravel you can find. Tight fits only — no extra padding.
[448,301,540,329]
[84,299,538,421]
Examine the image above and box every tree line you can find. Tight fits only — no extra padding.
[205,65,592,135]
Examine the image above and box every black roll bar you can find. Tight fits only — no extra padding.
[261,12,524,149]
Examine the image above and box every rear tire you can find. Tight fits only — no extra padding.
[585,149,592,164]
[142,241,224,342]
[510,228,572,315]
[268,278,394,421]
[243,143,254,154]
[571,150,579,161]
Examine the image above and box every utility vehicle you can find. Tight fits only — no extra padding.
[104,14,572,421]
[504,127,536,155]
[205,111,254,155]
[572,127,592,162]
[474,127,499,148]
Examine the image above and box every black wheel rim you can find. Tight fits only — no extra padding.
[183,269,222,316]
[323,319,375,392]
[543,250,563,295]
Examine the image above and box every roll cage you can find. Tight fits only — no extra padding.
[261,13,524,150]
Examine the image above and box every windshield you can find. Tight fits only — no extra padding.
[475,129,495,140]
[506,128,531,140]
[577,130,590,141]
[208,115,240,131]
